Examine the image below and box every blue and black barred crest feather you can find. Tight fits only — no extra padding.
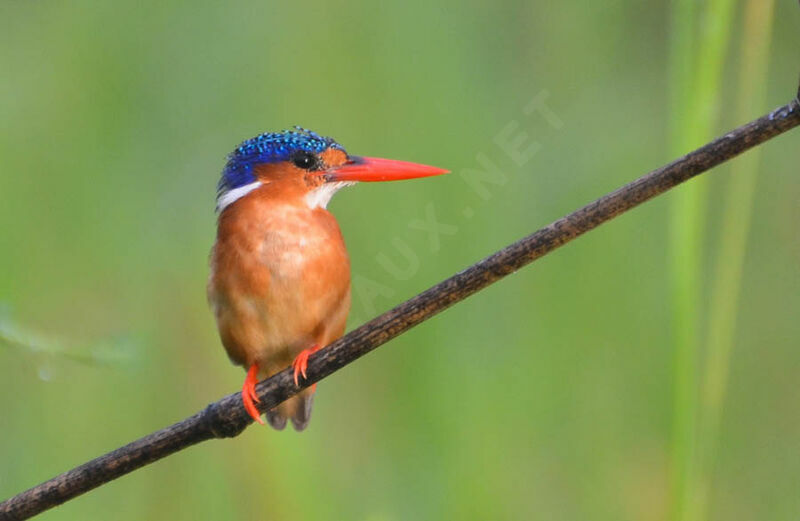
[218,127,345,197]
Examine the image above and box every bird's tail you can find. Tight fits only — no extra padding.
[265,387,315,431]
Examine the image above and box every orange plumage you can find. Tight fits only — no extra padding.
[208,129,447,430]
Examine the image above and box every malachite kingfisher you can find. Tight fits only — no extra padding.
[208,127,448,430]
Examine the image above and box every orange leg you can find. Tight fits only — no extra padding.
[291,344,321,387]
[242,364,264,425]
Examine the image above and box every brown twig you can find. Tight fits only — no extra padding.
[2,90,799,520]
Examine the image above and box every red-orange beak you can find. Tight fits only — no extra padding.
[323,156,449,182]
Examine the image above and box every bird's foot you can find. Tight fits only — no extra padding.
[242,364,264,424]
[292,344,321,388]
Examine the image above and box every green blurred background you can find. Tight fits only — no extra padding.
[1,1,798,520]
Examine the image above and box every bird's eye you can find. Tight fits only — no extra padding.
[291,151,319,170]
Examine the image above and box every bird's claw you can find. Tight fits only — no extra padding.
[292,344,321,387]
[242,363,265,424]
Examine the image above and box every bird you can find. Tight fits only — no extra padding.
[207,127,448,430]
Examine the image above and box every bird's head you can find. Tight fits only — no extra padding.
[216,127,448,213]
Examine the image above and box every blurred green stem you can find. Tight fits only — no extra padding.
[667,2,697,519]
[667,1,737,520]
[0,315,135,368]
[693,1,775,519]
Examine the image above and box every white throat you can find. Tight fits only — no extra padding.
[216,181,262,213]
[304,181,355,209]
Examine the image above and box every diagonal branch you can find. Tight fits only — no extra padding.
[2,87,799,521]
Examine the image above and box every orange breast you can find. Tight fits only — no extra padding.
[207,185,351,376]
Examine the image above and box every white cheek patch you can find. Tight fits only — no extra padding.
[304,181,355,209]
[216,181,263,213]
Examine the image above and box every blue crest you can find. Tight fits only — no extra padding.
[218,127,345,197]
